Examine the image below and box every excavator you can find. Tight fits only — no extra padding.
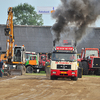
[4,7,26,75]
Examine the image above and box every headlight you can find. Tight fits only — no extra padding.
[72,72,75,74]
[13,65,16,68]
[5,64,7,67]
[52,71,56,74]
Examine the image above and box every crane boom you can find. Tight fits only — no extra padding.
[4,7,14,62]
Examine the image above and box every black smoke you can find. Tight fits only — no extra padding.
[51,0,100,44]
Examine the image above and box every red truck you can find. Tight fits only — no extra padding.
[78,48,100,75]
[39,53,51,72]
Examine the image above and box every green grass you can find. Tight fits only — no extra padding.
[25,71,100,77]
[25,71,46,76]
[83,75,100,77]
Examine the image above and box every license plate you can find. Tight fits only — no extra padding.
[61,72,67,74]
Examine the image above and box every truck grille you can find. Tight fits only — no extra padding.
[93,58,100,68]
[57,65,71,69]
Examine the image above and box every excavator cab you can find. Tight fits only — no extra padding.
[14,47,21,62]
[13,46,26,63]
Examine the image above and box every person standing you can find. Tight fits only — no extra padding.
[0,59,4,77]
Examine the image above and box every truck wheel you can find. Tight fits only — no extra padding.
[78,68,82,78]
[95,69,100,75]
[88,70,94,75]
[79,62,83,68]
[26,66,33,73]
[50,76,58,80]
[82,61,88,75]
[50,76,54,80]
[71,77,78,81]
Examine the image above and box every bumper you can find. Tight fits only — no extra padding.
[51,69,77,77]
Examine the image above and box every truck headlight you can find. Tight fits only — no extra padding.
[5,64,7,67]
[52,71,56,74]
[72,72,75,74]
[13,65,16,68]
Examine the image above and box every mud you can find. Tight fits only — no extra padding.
[0,75,100,100]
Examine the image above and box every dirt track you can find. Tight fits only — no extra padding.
[0,75,100,100]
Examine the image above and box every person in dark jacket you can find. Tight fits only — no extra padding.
[0,59,4,77]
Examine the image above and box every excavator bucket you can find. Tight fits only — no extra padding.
[10,69,22,76]
[4,69,22,76]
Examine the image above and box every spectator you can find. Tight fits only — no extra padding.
[0,59,4,77]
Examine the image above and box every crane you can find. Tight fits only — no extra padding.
[4,7,26,75]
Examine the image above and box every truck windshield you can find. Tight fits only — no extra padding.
[85,50,98,57]
[25,53,33,60]
[52,53,77,61]
[41,56,46,61]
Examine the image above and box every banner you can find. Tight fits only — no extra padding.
[37,6,57,14]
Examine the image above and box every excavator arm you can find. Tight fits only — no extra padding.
[4,7,14,62]
[3,7,26,76]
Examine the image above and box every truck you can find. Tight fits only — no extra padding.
[78,48,100,75]
[46,40,82,81]
[39,53,51,72]
[25,51,36,61]
[25,55,40,73]
[4,7,26,75]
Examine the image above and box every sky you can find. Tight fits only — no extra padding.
[0,0,100,27]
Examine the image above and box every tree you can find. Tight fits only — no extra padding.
[12,3,43,25]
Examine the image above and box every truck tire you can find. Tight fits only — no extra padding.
[88,70,94,75]
[71,77,78,81]
[50,76,54,80]
[78,68,82,78]
[95,69,100,75]
[82,61,88,75]
[50,76,58,80]
[26,66,33,73]
[79,62,83,68]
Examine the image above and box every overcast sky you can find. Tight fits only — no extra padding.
[0,0,100,27]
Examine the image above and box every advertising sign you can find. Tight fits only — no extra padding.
[37,6,57,14]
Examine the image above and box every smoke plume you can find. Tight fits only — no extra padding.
[51,0,100,45]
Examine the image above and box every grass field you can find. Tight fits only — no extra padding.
[83,75,100,77]
[25,71,46,76]
[25,71,100,77]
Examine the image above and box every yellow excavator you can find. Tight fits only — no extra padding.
[4,7,26,75]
